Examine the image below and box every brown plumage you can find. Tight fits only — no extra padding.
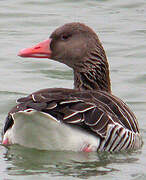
[2,22,142,151]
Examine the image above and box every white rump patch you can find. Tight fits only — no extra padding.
[3,110,100,151]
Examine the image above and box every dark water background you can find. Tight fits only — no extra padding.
[0,0,146,179]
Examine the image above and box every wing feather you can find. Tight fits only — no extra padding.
[5,88,139,142]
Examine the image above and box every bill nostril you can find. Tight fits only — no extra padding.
[34,46,41,50]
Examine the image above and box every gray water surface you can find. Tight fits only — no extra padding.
[0,0,146,179]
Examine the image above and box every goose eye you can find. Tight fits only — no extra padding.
[61,34,69,40]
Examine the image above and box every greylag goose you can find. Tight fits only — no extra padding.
[2,22,142,152]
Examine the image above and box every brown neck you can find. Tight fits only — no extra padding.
[73,46,111,93]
